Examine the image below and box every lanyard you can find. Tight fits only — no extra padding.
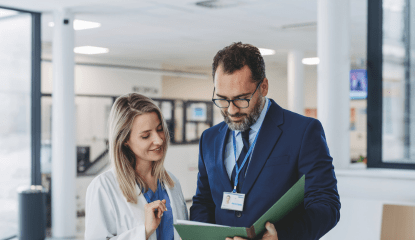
[232,100,271,193]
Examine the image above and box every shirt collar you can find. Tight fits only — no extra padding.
[235,97,269,136]
[141,180,162,200]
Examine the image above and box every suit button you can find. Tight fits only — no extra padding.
[235,211,242,218]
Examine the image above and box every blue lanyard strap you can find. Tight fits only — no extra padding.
[232,100,271,193]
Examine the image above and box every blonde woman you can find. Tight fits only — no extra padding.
[85,93,188,240]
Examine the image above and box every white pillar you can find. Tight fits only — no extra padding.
[51,9,76,238]
[287,50,304,114]
[317,0,350,170]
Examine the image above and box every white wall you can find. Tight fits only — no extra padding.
[266,64,319,111]
[322,169,415,240]
[164,145,199,200]
[41,61,162,96]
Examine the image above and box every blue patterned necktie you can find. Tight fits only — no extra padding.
[231,128,251,192]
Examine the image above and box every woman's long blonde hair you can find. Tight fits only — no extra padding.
[108,93,174,204]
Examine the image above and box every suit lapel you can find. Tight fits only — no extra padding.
[241,100,284,195]
[215,124,233,191]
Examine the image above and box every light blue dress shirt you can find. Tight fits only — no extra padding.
[224,97,269,179]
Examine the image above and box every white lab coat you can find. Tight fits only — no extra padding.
[84,169,188,240]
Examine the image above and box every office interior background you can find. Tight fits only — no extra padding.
[0,0,414,239]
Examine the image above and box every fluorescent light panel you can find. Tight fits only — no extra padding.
[74,20,101,30]
[0,9,19,18]
[48,19,101,30]
[74,46,109,55]
[258,48,276,56]
[302,57,320,65]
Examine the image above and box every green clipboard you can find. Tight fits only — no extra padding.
[174,175,305,240]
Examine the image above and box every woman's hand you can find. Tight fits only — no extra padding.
[145,199,167,240]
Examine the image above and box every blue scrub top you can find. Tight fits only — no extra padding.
[142,180,174,240]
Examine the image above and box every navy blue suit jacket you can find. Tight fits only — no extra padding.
[190,99,340,240]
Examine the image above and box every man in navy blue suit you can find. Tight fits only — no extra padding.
[190,42,340,240]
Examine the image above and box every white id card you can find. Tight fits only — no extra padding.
[221,192,245,211]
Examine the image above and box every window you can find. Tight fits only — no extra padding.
[367,0,415,169]
[0,6,41,238]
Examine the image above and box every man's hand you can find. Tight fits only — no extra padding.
[225,222,278,240]
[261,222,278,240]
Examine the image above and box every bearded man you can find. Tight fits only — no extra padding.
[190,42,340,240]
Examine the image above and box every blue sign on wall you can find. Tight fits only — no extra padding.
[350,69,368,99]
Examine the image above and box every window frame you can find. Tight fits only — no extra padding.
[367,0,415,169]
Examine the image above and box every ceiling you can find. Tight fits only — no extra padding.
[0,0,367,73]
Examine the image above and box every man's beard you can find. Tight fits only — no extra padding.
[221,96,265,131]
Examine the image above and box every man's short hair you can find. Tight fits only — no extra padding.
[212,42,266,83]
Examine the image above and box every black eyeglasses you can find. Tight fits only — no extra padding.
[212,80,263,109]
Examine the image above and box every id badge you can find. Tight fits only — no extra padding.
[221,192,245,211]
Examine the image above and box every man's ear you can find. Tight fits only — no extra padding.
[261,78,269,97]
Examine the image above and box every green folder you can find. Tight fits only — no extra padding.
[174,175,305,240]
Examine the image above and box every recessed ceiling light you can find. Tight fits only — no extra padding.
[302,57,320,65]
[259,48,276,56]
[48,19,101,30]
[0,9,18,18]
[279,22,317,30]
[74,46,109,55]
[74,20,101,30]
[195,0,240,8]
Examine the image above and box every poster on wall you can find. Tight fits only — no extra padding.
[132,86,159,97]
[305,108,317,119]
[187,103,207,121]
[350,69,368,99]
[185,123,197,142]
[350,108,356,131]
[161,101,173,120]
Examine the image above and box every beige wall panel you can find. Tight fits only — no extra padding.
[162,76,212,100]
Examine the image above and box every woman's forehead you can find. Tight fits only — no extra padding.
[131,112,160,133]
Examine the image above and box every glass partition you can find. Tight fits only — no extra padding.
[382,0,414,164]
[0,8,33,239]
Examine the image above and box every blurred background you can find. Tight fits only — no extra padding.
[0,0,414,239]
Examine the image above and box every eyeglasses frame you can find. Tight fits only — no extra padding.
[212,80,263,109]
